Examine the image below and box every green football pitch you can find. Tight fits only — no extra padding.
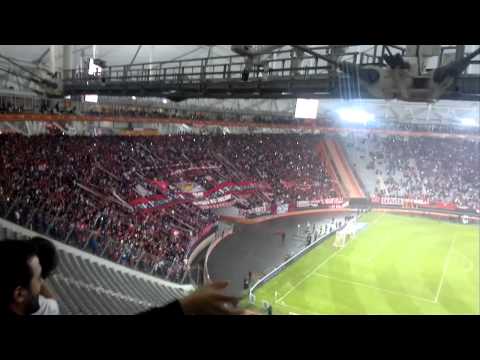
[250,212,479,315]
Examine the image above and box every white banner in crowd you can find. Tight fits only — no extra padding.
[193,194,232,207]
[296,198,345,208]
[371,197,429,206]
[240,204,270,217]
[276,204,289,214]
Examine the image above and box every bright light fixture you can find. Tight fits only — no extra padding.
[295,98,319,119]
[336,107,374,124]
[460,117,478,127]
[132,96,136,100]
[162,98,168,104]
[88,58,102,75]
[84,94,98,103]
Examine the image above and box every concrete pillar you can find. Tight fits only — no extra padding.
[149,45,154,80]
[63,45,73,78]
[49,45,56,74]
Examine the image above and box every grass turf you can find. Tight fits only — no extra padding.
[250,212,479,315]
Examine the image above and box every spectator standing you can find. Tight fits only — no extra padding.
[28,237,60,315]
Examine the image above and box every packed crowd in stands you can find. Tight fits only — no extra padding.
[0,133,337,281]
[0,95,302,126]
[0,102,24,113]
[82,104,298,125]
[39,101,78,115]
[1,95,478,134]
[357,134,480,210]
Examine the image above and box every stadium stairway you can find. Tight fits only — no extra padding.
[318,138,366,199]
[340,134,403,197]
[0,217,193,315]
[317,140,346,197]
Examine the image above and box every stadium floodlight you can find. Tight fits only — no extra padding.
[460,117,478,127]
[87,58,102,75]
[336,107,374,124]
[84,94,98,103]
[131,96,136,100]
[295,98,319,119]
[162,98,168,104]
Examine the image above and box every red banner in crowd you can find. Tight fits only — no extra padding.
[129,193,167,206]
[176,181,266,200]
[280,180,296,189]
[149,179,169,192]
[129,181,257,212]
[196,199,236,210]
[431,201,458,211]
[202,181,267,198]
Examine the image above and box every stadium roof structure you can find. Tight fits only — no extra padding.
[0,45,234,68]
[0,45,233,96]
[0,45,479,127]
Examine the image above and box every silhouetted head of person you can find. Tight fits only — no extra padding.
[0,240,42,316]
[28,237,58,279]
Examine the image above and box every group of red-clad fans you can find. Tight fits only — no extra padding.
[0,133,336,281]
[1,130,477,282]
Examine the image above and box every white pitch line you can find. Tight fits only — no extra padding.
[276,248,342,303]
[370,211,386,225]
[434,235,456,303]
[366,214,388,262]
[312,272,437,304]
[336,254,372,267]
[276,214,370,304]
[275,302,316,315]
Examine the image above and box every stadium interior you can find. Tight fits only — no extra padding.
[0,45,479,315]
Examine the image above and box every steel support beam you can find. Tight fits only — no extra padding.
[170,46,204,61]
[129,45,143,67]
[34,47,50,65]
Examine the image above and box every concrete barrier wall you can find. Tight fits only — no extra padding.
[221,207,355,225]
